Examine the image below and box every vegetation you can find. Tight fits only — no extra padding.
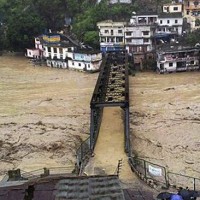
[184,29,200,46]
[1,0,199,51]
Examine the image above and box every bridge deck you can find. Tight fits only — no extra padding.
[91,51,129,108]
[85,107,135,182]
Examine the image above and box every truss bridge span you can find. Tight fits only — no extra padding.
[90,50,131,156]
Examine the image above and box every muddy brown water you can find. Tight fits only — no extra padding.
[0,56,200,189]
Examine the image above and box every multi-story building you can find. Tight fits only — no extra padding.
[156,46,200,73]
[125,13,158,68]
[163,2,183,13]
[125,12,158,54]
[183,0,200,30]
[67,49,102,71]
[156,13,183,35]
[26,33,102,72]
[97,20,126,53]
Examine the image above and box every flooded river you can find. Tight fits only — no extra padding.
[0,55,200,185]
[0,55,98,177]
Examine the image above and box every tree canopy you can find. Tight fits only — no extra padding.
[2,0,196,51]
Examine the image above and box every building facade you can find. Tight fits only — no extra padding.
[156,46,200,73]
[163,2,183,13]
[26,33,102,72]
[97,20,126,53]
[183,0,200,29]
[156,13,183,35]
[126,13,158,54]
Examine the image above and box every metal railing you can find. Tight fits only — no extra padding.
[76,137,91,175]
[168,172,200,191]
[129,157,200,191]
[20,166,74,180]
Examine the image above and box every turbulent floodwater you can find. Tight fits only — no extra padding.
[0,55,199,186]
[0,55,98,177]
[130,72,200,181]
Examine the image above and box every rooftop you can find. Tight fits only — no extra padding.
[158,12,182,18]
[157,45,200,53]
[0,174,154,200]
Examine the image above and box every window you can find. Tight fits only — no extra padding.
[126,32,132,36]
[116,37,123,42]
[54,48,57,53]
[78,63,81,66]
[167,20,170,24]
[104,30,109,33]
[187,10,190,15]
[143,31,149,35]
[160,20,163,24]
[88,64,90,68]
[173,7,178,11]
[190,61,194,64]
[175,19,178,23]
[126,38,132,43]
[108,37,114,42]
[48,47,51,52]
[143,38,149,43]
[101,37,106,42]
[72,62,74,65]
[118,30,122,34]
[169,63,173,67]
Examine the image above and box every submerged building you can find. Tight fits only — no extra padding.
[156,46,200,73]
[26,33,102,73]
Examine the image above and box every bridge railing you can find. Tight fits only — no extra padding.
[129,157,168,188]
[21,167,74,179]
[76,137,91,175]
[129,157,200,191]
[168,172,200,191]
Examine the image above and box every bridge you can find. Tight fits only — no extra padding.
[90,50,131,156]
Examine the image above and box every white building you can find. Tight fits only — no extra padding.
[157,13,183,35]
[156,46,200,73]
[26,33,102,72]
[125,13,158,54]
[163,2,183,13]
[67,50,102,72]
[97,20,126,52]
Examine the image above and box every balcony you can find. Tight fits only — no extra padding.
[163,56,199,62]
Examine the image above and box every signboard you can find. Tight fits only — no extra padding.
[43,34,60,43]
[148,165,162,176]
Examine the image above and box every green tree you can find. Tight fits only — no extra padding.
[184,29,200,46]
[83,31,99,48]
[6,9,46,51]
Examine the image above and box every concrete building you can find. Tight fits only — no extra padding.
[97,20,126,52]
[126,12,158,53]
[157,13,183,35]
[163,2,183,13]
[156,46,200,73]
[183,0,200,30]
[26,33,102,72]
